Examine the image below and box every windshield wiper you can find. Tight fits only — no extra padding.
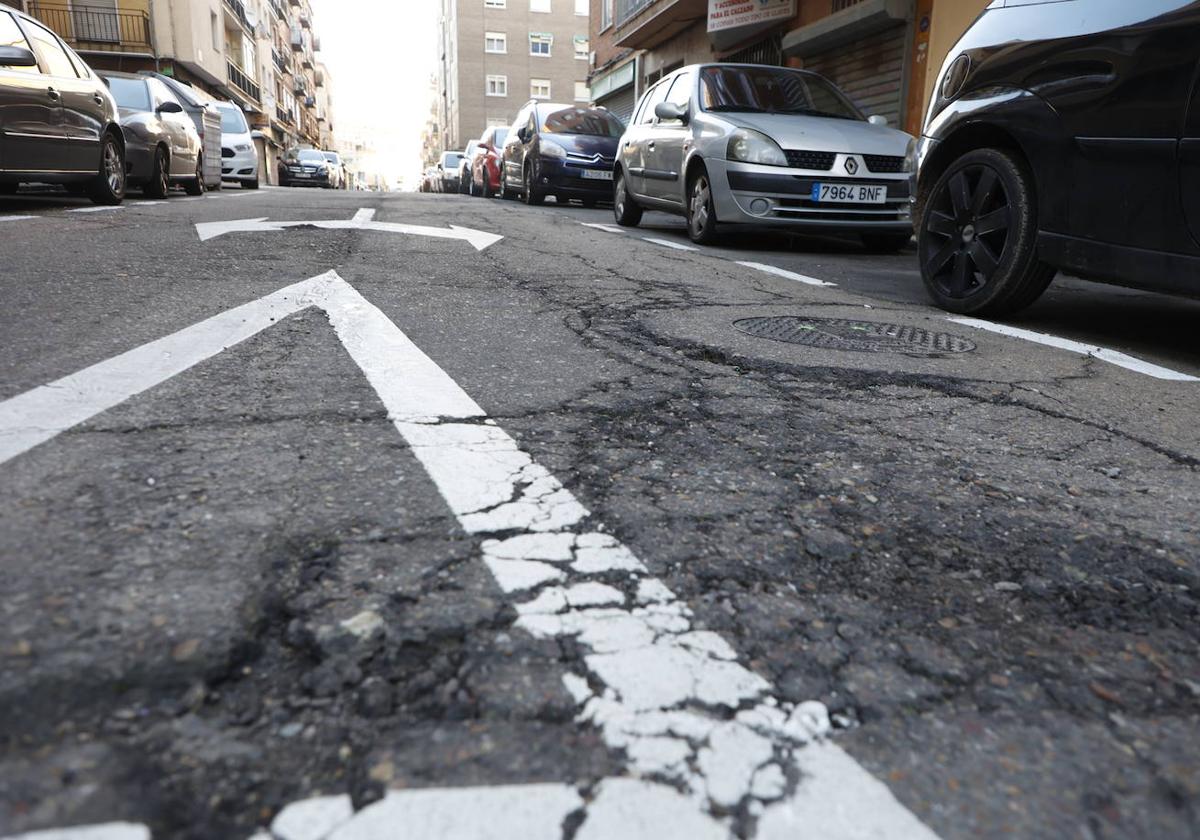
[772,108,858,120]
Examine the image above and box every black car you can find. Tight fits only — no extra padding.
[280,149,336,188]
[0,6,125,204]
[917,0,1200,316]
[500,102,624,207]
[101,72,205,199]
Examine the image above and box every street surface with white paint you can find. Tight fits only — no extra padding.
[1,187,1198,839]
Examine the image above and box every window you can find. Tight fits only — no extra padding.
[529,32,551,56]
[530,78,551,99]
[485,32,507,53]
[0,12,38,74]
[23,20,77,78]
[662,72,692,119]
[485,0,506,6]
[530,0,551,11]
[574,35,588,60]
[575,0,589,14]
[574,81,589,102]
[635,81,667,125]
[600,0,612,29]
[486,75,507,96]
[487,116,510,128]
[211,11,220,52]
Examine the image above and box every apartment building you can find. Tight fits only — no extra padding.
[10,0,337,183]
[438,0,592,153]
[589,0,989,137]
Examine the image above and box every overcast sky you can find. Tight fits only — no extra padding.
[309,0,441,186]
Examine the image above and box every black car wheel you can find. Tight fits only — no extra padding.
[523,165,544,206]
[244,177,259,190]
[498,161,515,200]
[919,148,1055,315]
[686,166,718,245]
[87,132,125,205]
[613,170,643,227]
[144,147,170,199]
[184,155,204,196]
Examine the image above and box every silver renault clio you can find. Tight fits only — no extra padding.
[614,63,917,250]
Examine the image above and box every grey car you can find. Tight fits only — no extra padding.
[101,72,204,198]
[0,6,125,204]
[614,63,917,250]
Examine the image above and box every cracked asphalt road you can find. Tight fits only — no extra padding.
[0,187,1198,839]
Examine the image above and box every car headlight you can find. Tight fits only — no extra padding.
[234,143,251,152]
[539,141,566,159]
[904,138,917,173]
[727,129,788,167]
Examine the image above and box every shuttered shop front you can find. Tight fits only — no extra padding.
[598,85,638,125]
[802,24,907,128]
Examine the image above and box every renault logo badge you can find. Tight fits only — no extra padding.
[844,156,859,175]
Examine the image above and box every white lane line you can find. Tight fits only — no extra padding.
[0,215,35,223]
[351,208,376,223]
[67,206,123,213]
[737,261,837,288]
[0,271,939,840]
[581,222,626,234]
[949,317,1200,382]
[643,237,698,251]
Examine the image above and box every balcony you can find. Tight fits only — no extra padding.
[272,47,290,74]
[268,0,286,21]
[314,68,324,87]
[226,59,261,103]
[613,0,706,50]
[288,0,301,7]
[301,52,313,69]
[293,78,306,95]
[223,0,252,32]
[304,95,315,108]
[275,104,293,125]
[27,1,152,54]
[299,12,311,28]
[290,25,303,51]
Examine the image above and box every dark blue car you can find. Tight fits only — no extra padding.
[499,102,624,207]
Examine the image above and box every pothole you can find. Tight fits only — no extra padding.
[733,316,976,356]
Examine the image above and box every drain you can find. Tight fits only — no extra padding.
[733,316,976,356]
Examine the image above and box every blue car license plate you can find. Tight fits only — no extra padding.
[811,183,887,204]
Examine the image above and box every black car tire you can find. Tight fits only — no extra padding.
[523,165,544,206]
[919,147,1055,316]
[244,178,259,190]
[144,147,170,199]
[613,170,642,227]
[686,166,719,245]
[862,232,912,254]
[184,156,204,196]
[498,162,515,200]
[87,132,125,206]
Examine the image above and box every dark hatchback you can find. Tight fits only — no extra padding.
[918,0,1200,316]
[500,102,624,206]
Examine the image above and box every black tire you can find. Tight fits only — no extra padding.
[523,165,544,206]
[613,169,643,227]
[498,160,515,200]
[686,165,719,245]
[482,175,493,198]
[244,178,259,190]
[862,232,912,254]
[87,132,125,205]
[184,156,204,196]
[144,147,169,199]
[919,147,1055,316]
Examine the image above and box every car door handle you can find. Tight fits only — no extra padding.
[47,87,60,101]
[92,94,104,105]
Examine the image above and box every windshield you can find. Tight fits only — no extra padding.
[493,128,509,146]
[218,105,249,134]
[298,150,325,163]
[107,78,150,111]
[699,66,863,121]
[442,154,463,166]
[323,152,341,164]
[540,107,624,137]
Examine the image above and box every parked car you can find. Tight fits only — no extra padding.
[215,101,259,189]
[918,0,1200,316]
[139,71,223,191]
[458,140,482,195]
[438,151,463,193]
[472,126,508,197]
[500,102,624,207]
[613,63,915,248]
[99,72,203,198]
[280,148,337,188]
[321,151,346,189]
[0,6,125,204]
[419,166,439,193]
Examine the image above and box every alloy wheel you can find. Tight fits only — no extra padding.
[155,151,168,197]
[690,175,711,238]
[921,164,1012,300]
[104,139,123,194]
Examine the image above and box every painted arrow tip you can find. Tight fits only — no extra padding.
[195,217,272,242]
[450,225,505,252]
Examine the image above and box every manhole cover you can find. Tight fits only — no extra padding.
[733,316,976,356]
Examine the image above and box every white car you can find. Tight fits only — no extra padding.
[216,101,259,189]
[614,63,916,250]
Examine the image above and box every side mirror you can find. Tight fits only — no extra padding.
[655,101,688,123]
[517,127,531,143]
[157,101,184,114]
[0,45,37,68]
[868,115,888,127]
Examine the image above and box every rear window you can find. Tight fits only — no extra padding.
[540,107,624,137]
[443,153,463,166]
[106,77,150,111]
[218,104,249,133]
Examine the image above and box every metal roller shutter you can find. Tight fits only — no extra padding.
[598,86,637,126]
[802,24,907,128]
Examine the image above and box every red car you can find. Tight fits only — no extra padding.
[471,126,508,197]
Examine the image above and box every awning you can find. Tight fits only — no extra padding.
[782,0,911,57]
[590,59,637,100]
[614,0,707,50]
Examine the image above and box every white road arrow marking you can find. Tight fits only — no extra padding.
[0,271,940,840]
[194,208,503,251]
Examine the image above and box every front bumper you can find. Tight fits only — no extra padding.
[535,157,614,197]
[222,148,258,182]
[123,140,154,183]
[708,158,914,233]
[283,168,333,187]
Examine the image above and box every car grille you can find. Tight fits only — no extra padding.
[221,147,234,158]
[864,154,906,173]
[784,150,835,171]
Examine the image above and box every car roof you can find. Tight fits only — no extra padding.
[99,71,144,81]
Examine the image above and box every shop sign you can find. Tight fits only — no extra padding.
[707,0,795,33]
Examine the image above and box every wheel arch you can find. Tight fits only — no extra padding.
[918,122,1029,218]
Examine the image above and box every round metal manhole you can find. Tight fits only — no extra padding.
[732,316,976,356]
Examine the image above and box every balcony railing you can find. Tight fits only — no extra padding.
[290,25,304,51]
[615,0,654,26]
[276,105,293,125]
[223,0,251,31]
[268,0,286,22]
[27,1,152,54]
[272,48,290,74]
[226,59,261,103]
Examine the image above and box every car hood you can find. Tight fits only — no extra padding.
[722,113,912,155]
[117,106,152,124]
[541,133,620,157]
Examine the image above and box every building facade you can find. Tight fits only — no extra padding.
[588,0,990,136]
[438,0,592,153]
[8,0,336,184]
